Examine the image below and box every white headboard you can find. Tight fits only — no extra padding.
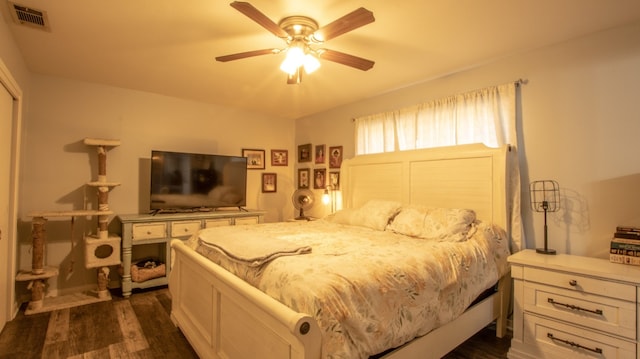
[340,144,509,231]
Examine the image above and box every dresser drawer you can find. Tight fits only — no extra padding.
[171,220,201,237]
[235,216,259,225]
[524,267,635,301]
[131,223,167,241]
[524,282,636,339]
[204,218,233,227]
[523,313,635,358]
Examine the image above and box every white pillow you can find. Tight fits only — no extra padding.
[387,206,476,241]
[331,208,356,224]
[331,200,402,231]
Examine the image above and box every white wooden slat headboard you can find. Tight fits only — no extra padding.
[340,144,509,231]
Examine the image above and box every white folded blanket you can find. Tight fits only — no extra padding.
[197,225,312,267]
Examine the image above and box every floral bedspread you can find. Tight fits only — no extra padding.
[192,219,510,359]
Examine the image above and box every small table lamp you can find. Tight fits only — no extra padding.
[530,180,560,255]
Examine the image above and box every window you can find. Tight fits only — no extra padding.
[355,83,517,154]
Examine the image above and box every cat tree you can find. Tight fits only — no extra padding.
[17,138,121,314]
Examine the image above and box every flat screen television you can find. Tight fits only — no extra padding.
[150,150,247,212]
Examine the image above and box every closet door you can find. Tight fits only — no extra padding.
[0,83,12,330]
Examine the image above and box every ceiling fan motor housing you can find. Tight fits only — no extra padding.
[279,16,319,40]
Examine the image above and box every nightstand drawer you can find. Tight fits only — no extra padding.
[524,267,635,301]
[523,313,635,358]
[524,282,636,339]
[171,220,201,237]
[132,223,167,240]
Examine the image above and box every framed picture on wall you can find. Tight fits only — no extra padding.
[329,171,340,190]
[262,173,277,193]
[313,168,326,189]
[271,149,288,166]
[298,143,312,163]
[315,144,325,164]
[329,146,343,168]
[298,168,310,189]
[242,148,265,169]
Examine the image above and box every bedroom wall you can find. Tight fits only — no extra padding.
[296,20,640,258]
[16,74,296,296]
[0,11,30,321]
[0,13,29,95]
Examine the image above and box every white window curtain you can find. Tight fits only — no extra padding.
[355,83,517,152]
[354,82,523,251]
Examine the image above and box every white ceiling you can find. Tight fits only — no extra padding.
[3,0,640,120]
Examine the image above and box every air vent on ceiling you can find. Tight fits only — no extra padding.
[8,2,50,31]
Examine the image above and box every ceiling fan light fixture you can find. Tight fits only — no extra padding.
[280,45,304,75]
[280,45,320,75]
[303,53,321,74]
[280,53,300,74]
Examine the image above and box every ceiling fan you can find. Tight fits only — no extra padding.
[216,1,375,84]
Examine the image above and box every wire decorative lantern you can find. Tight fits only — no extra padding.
[530,180,560,255]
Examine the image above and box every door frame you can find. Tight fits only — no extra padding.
[0,57,23,322]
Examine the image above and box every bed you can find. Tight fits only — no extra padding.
[169,144,517,359]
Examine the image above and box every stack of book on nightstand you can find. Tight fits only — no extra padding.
[610,226,640,265]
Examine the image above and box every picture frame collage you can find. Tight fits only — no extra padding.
[297,143,342,190]
[241,144,343,194]
[242,148,289,193]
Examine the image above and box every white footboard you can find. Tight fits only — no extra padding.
[169,239,322,359]
[170,237,511,359]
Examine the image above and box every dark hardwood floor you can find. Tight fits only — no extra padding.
[0,287,198,359]
[443,324,511,359]
[0,287,510,358]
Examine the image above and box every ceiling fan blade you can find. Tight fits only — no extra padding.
[312,7,374,42]
[318,49,375,71]
[230,1,289,39]
[216,48,279,62]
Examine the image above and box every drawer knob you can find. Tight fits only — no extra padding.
[184,228,188,232]
[147,231,152,235]
[569,279,577,286]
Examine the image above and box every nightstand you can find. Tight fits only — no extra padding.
[508,249,640,358]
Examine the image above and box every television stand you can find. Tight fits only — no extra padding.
[119,209,266,297]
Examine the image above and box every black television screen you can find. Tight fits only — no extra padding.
[150,150,247,212]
